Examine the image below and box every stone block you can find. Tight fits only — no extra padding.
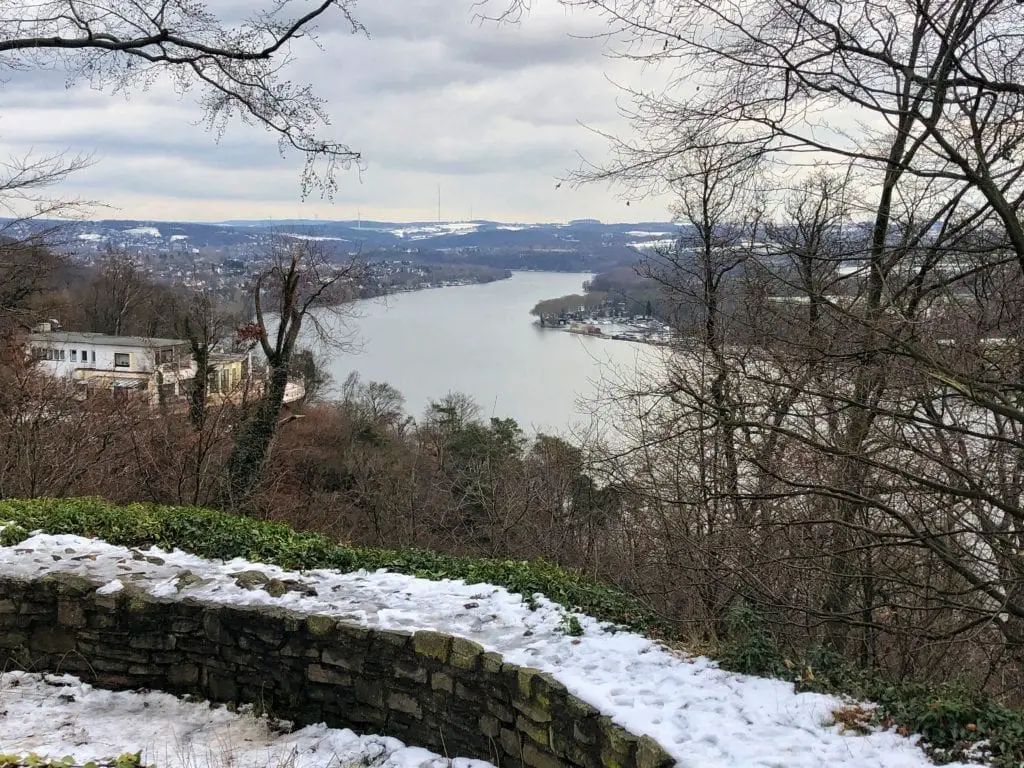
[202,612,233,644]
[387,692,422,718]
[306,614,336,636]
[168,663,200,687]
[307,663,352,686]
[514,698,553,724]
[518,667,542,698]
[635,736,674,768]
[30,626,75,654]
[517,715,550,746]
[479,714,501,739]
[500,728,523,759]
[205,671,238,702]
[393,661,428,683]
[57,601,86,628]
[487,698,516,723]
[450,637,484,670]
[413,630,451,662]
[375,628,411,647]
[355,677,384,707]
[130,633,176,651]
[44,573,95,597]
[522,743,565,768]
[322,647,364,672]
[481,651,504,674]
[431,671,454,693]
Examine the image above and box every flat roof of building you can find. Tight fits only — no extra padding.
[27,331,188,348]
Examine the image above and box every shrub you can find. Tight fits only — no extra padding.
[719,600,787,678]
[0,497,661,636]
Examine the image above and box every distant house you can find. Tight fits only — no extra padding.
[26,326,197,405]
[206,351,253,403]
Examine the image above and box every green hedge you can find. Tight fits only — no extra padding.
[0,497,661,636]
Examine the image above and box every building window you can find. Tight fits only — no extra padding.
[91,350,96,363]
[114,353,130,368]
[59,350,66,361]
[70,350,77,362]
[155,348,174,366]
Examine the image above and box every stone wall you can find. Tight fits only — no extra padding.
[0,573,675,768]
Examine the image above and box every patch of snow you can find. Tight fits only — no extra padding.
[124,227,161,237]
[0,672,493,768]
[625,230,674,237]
[496,225,528,231]
[282,233,347,242]
[838,264,869,277]
[77,233,104,241]
[391,222,481,240]
[96,578,124,594]
[0,532,976,768]
[169,235,189,242]
[628,238,677,250]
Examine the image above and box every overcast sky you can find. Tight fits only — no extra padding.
[0,0,672,224]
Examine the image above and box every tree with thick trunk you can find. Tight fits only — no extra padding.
[224,241,360,505]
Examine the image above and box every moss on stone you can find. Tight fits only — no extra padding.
[413,630,452,661]
[305,614,336,636]
[450,636,484,670]
[634,736,674,768]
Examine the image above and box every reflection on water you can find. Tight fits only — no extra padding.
[309,271,658,435]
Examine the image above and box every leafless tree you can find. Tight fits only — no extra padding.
[497,0,1024,684]
[0,0,366,197]
[224,239,362,505]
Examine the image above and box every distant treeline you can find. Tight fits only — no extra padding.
[530,267,671,322]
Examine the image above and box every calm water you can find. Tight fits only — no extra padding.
[313,271,656,434]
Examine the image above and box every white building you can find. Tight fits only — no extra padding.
[26,328,198,404]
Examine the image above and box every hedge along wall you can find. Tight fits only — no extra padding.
[0,573,676,768]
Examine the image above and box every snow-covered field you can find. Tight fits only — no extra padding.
[0,531,978,768]
[1,671,494,768]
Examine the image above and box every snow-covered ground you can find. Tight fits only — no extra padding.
[1,671,494,768]
[123,227,161,237]
[0,531,978,768]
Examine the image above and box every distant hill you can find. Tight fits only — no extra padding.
[0,217,684,271]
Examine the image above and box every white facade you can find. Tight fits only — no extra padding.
[26,330,197,403]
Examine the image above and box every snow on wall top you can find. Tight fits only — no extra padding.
[0,531,974,768]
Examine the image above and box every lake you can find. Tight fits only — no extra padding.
[313,271,658,435]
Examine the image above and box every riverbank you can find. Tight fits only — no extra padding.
[535,317,674,346]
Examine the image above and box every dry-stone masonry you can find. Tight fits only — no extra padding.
[0,573,675,768]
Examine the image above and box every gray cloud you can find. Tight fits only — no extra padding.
[0,0,671,222]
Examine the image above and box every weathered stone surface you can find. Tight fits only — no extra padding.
[307,663,352,686]
[354,677,384,707]
[450,637,484,670]
[517,715,551,746]
[30,626,75,653]
[305,614,336,636]
[232,570,269,590]
[0,573,674,768]
[524,742,567,768]
[515,698,553,724]
[635,736,674,768]
[168,663,200,687]
[387,692,422,718]
[393,661,428,683]
[413,630,451,661]
[431,671,454,693]
[57,600,86,628]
